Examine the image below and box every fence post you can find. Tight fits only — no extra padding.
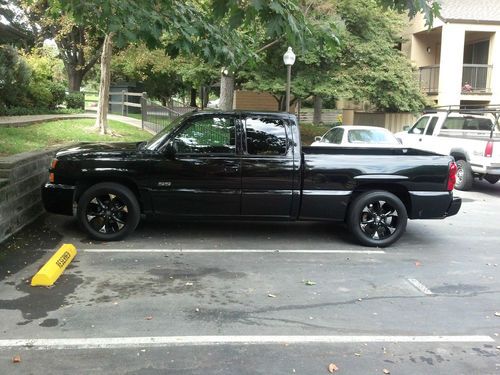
[121,90,125,116]
[141,92,147,130]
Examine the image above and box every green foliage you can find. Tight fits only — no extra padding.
[48,82,67,108]
[242,0,430,113]
[0,107,83,116]
[0,45,31,109]
[66,92,85,109]
[333,0,429,112]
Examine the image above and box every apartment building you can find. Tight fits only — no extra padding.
[402,0,500,106]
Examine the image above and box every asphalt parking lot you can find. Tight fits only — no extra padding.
[0,180,499,374]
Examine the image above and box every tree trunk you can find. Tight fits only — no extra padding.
[219,68,234,111]
[313,95,323,125]
[202,86,209,108]
[68,70,84,92]
[95,33,114,135]
[190,88,197,107]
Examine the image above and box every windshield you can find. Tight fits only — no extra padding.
[347,129,398,144]
[144,112,191,150]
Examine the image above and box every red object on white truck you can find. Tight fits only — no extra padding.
[396,105,500,190]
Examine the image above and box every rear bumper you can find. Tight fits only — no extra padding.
[41,183,75,216]
[445,196,461,217]
[408,191,461,219]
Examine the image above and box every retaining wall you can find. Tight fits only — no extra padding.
[0,149,57,243]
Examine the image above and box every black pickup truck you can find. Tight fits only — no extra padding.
[42,111,461,247]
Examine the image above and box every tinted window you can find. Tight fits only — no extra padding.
[324,128,344,144]
[425,117,438,135]
[409,116,429,134]
[173,116,235,154]
[245,117,288,155]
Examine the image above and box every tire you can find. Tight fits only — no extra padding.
[455,159,473,191]
[77,182,140,241]
[484,175,500,185]
[347,191,408,247]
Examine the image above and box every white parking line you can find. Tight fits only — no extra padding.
[82,249,386,254]
[407,278,434,295]
[0,335,493,350]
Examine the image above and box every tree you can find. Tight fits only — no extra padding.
[241,0,432,117]
[1,0,103,91]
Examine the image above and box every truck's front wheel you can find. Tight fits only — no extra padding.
[77,182,140,241]
[347,191,408,247]
[455,159,473,191]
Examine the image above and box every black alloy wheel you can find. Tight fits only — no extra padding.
[77,182,140,241]
[347,191,407,247]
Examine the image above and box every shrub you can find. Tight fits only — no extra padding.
[48,82,67,108]
[66,92,85,109]
[27,81,53,108]
[0,45,31,108]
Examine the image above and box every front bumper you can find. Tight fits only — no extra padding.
[41,183,75,216]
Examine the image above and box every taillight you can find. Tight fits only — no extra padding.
[447,162,457,191]
[49,159,57,183]
[484,141,493,157]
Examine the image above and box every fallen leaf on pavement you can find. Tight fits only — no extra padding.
[12,355,21,363]
[304,280,316,286]
[185,282,194,286]
[383,369,390,374]
[495,312,500,317]
[415,261,421,267]
[354,353,361,356]
[268,294,277,298]
[328,363,338,372]
[145,316,153,320]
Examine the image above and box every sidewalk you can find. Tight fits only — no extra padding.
[0,112,150,132]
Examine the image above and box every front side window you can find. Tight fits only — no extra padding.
[409,116,429,134]
[245,117,288,156]
[173,116,235,154]
[324,128,344,144]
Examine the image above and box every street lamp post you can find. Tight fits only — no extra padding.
[283,47,296,113]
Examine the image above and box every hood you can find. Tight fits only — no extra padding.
[56,142,141,159]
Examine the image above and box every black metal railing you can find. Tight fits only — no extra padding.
[419,65,440,95]
[461,64,493,94]
[141,96,196,134]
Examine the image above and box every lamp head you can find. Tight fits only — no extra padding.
[283,47,296,66]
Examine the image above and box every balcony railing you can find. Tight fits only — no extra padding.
[419,65,440,95]
[419,64,493,95]
[461,64,492,94]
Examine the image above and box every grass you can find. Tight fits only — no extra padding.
[0,119,151,156]
[299,123,332,145]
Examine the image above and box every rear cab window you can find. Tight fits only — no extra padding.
[244,117,289,156]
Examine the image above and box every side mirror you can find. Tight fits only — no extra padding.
[164,142,176,159]
[314,136,322,142]
[403,125,410,131]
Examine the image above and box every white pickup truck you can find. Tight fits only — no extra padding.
[396,107,500,190]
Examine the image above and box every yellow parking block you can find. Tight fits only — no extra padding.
[31,244,77,287]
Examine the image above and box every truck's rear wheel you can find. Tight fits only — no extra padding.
[347,191,407,247]
[455,159,473,191]
[77,182,140,241]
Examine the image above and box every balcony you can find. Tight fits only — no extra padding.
[419,64,493,96]
[461,64,492,94]
[419,65,440,95]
